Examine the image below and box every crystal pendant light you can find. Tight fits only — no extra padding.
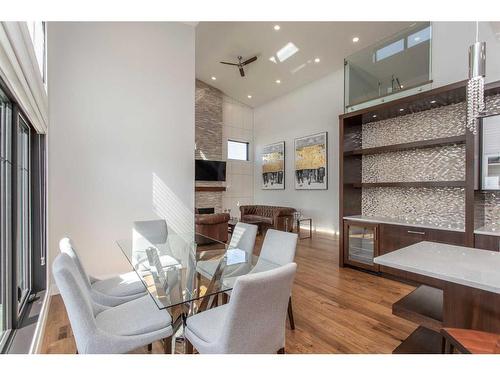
[466,22,486,135]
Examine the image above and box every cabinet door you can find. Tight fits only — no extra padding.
[343,221,379,271]
[379,224,428,255]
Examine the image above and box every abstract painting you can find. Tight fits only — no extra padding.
[294,132,328,190]
[262,141,285,190]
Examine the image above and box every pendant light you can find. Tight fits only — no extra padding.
[466,22,486,135]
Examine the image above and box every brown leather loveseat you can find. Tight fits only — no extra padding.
[195,212,230,244]
[239,205,295,232]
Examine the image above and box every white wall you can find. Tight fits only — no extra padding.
[222,95,254,218]
[432,22,500,86]
[48,22,195,278]
[253,70,343,234]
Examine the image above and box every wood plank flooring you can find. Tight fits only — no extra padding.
[40,232,417,354]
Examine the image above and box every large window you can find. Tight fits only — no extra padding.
[227,140,249,161]
[0,81,46,353]
[15,115,31,312]
[0,87,13,349]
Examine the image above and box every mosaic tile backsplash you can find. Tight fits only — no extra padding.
[362,102,466,148]
[484,191,500,230]
[362,144,465,183]
[362,187,466,229]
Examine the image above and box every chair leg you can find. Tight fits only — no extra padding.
[163,337,172,354]
[277,347,285,354]
[185,338,194,354]
[147,343,153,353]
[287,297,295,330]
[221,293,228,305]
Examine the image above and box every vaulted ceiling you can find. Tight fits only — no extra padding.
[195,21,414,107]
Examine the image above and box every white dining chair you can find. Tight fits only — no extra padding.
[184,263,297,354]
[222,229,298,329]
[59,237,147,307]
[196,222,258,281]
[53,253,173,354]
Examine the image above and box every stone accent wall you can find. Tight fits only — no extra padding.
[195,79,224,212]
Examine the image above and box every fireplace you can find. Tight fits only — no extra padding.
[197,207,215,215]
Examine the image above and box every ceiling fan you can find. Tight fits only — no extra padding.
[220,55,258,77]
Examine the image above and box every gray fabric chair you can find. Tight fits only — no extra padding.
[184,263,297,354]
[196,222,258,280]
[59,237,147,307]
[222,229,298,329]
[53,253,173,354]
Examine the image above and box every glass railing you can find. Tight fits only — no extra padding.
[344,22,432,112]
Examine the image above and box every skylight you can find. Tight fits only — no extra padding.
[276,42,299,62]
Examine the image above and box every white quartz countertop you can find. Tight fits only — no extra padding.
[343,215,465,232]
[474,225,500,237]
[374,241,500,294]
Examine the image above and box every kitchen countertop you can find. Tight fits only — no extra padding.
[474,225,500,237]
[374,241,500,294]
[343,215,465,232]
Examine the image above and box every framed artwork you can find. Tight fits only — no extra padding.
[261,141,285,190]
[294,132,328,190]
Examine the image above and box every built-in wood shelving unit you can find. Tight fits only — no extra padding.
[343,135,466,156]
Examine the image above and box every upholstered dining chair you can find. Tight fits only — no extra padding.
[196,222,258,281]
[59,237,147,307]
[222,229,298,329]
[184,263,297,354]
[53,253,173,354]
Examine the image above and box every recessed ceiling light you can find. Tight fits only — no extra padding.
[211,76,216,81]
[247,95,252,99]
[275,79,281,84]
[352,37,360,43]
[399,108,405,112]
[372,115,377,118]
[269,56,277,64]
[276,42,299,62]
[400,84,404,88]
[314,57,320,63]
[430,100,437,104]
[274,25,281,31]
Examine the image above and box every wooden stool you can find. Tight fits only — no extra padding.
[441,328,500,354]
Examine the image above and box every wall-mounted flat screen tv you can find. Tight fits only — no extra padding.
[195,160,226,181]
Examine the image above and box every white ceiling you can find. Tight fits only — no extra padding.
[195,22,415,107]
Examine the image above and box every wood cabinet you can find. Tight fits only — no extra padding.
[379,224,465,255]
[343,220,379,272]
[474,234,500,251]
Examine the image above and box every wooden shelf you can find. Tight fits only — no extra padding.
[344,135,466,156]
[347,181,466,188]
[393,285,443,332]
[195,186,226,192]
[393,326,443,354]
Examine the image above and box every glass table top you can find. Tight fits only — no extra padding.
[116,224,280,310]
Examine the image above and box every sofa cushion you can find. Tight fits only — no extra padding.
[241,215,273,224]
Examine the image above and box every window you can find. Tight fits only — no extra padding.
[375,39,405,62]
[1,87,12,349]
[0,79,46,352]
[27,22,47,85]
[407,26,431,48]
[227,140,249,161]
[15,115,31,312]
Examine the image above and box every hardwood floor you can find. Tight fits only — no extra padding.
[40,232,417,354]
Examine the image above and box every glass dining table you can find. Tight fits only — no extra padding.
[116,223,280,351]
